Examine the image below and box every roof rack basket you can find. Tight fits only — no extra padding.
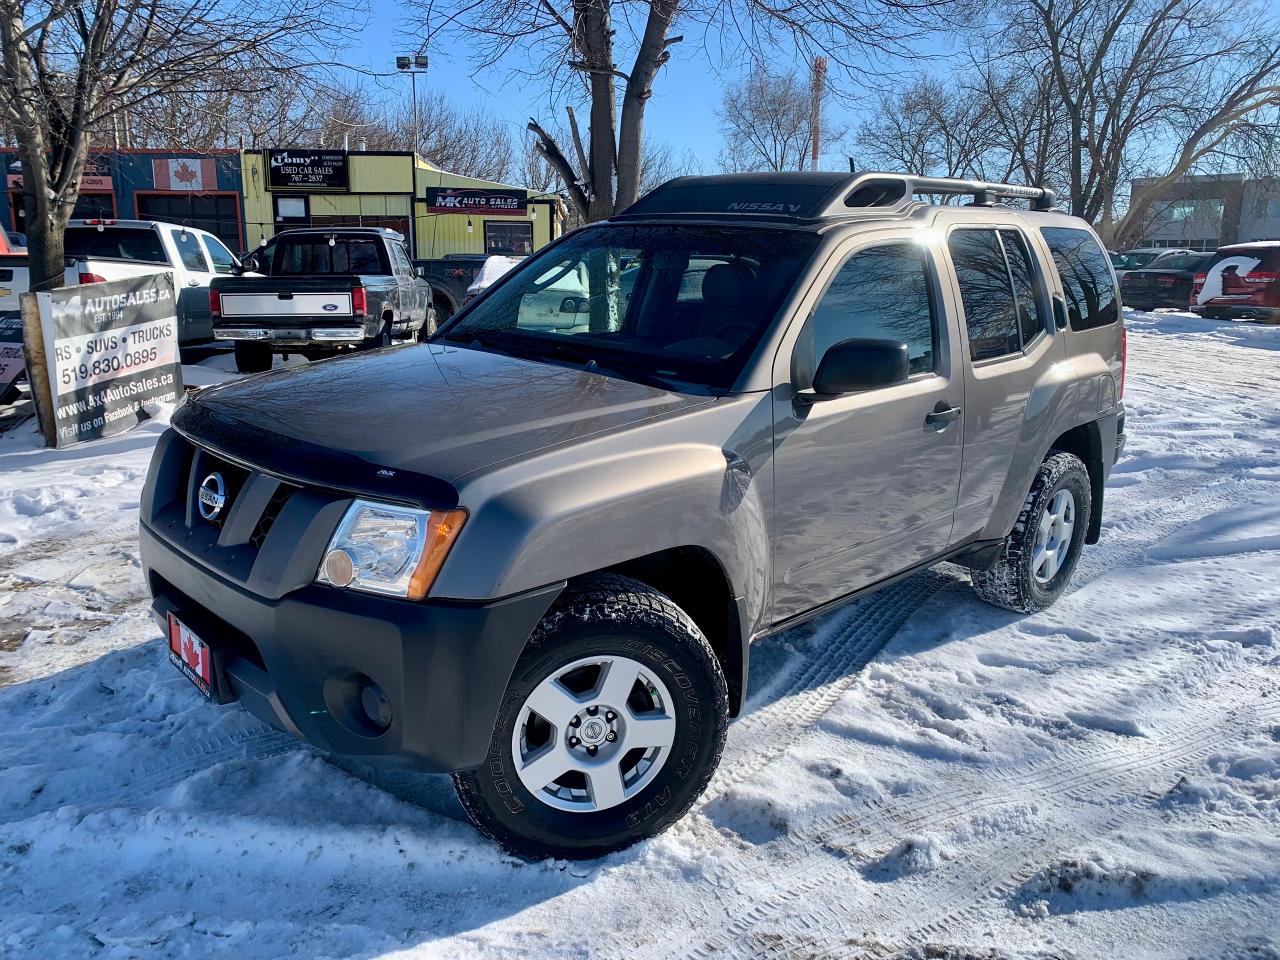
[836,172,1058,214]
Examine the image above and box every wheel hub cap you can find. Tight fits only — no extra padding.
[1032,489,1076,585]
[511,655,678,813]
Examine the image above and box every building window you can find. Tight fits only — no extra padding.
[1267,197,1280,220]
[485,221,533,256]
[274,195,309,224]
[1168,198,1224,222]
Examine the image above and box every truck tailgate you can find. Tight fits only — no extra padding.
[220,290,353,318]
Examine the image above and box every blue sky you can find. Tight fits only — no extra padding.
[348,0,956,170]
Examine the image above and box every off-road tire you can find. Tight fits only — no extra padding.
[452,574,729,861]
[971,451,1092,614]
[233,340,272,374]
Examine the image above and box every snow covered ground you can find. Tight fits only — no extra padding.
[1,318,1278,959]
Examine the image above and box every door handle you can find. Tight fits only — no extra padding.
[925,402,962,429]
[186,279,200,287]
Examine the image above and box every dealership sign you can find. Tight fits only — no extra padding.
[425,188,527,216]
[37,274,183,447]
[7,158,111,192]
[0,312,22,396]
[266,149,349,191]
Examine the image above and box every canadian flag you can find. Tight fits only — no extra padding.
[153,158,215,192]
[169,619,211,683]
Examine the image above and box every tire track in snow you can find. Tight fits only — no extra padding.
[637,664,1278,960]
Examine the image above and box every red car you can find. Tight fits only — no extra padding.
[1190,241,1280,323]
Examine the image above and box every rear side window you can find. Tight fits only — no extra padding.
[170,229,209,272]
[64,227,166,264]
[808,243,937,376]
[1000,230,1044,347]
[948,229,1021,361]
[274,237,388,275]
[1041,227,1119,330]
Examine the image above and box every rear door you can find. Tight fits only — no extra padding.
[167,228,215,343]
[944,222,1060,545]
[771,230,964,620]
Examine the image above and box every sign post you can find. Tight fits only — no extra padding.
[31,274,183,448]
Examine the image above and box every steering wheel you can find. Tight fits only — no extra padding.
[712,321,755,345]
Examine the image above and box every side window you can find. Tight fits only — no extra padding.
[1000,230,1044,346]
[391,244,414,276]
[1040,227,1119,330]
[948,229,1020,361]
[808,243,937,377]
[170,229,209,273]
[201,236,237,275]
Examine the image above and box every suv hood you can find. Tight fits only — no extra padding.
[180,344,711,490]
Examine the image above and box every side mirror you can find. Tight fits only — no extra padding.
[801,338,910,401]
[242,254,260,274]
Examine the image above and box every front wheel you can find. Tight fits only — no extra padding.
[452,575,729,860]
[972,451,1092,614]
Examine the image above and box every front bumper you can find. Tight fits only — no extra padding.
[140,518,562,773]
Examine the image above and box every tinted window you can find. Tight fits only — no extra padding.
[1147,252,1212,272]
[1041,227,1119,330]
[949,229,1020,360]
[443,224,819,390]
[808,243,936,376]
[273,237,388,275]
[171,229,209,272]
[202,236,237,274]
[64,227,166,264]
[1000,230,1044,346]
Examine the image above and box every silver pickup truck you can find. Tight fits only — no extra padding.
[211,227,435,372]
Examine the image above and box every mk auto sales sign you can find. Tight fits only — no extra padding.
[39,274,183,447]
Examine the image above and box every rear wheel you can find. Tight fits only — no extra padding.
[452,575,729,860]
[365,317,392,350]
[233,340,272,374]
[972,452,1092,614]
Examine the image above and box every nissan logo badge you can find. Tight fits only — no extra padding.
[198,472,226,521]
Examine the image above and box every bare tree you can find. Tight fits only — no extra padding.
[855,76,993,182]
[421,0,979,224]
[719,68,841,172]
[1002,0,1280,240]
[0,0,353,291]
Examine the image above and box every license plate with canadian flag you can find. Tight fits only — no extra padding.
[168,612,215,700]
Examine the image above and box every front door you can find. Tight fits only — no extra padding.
[772,233,964,621]
[168,227,214,344]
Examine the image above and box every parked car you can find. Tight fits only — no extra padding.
[1111,246,1194,277]
[141,171,1126,860]
[414,253,526,322]
[1190,241,1280,323]
[62,219,248,345]
[1119,250,1214,311]
[210,227,435,373]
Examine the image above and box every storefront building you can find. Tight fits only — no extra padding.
[1,149,245,250]
[239,149,562,260]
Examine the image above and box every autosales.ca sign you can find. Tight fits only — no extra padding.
[38,273,183,447]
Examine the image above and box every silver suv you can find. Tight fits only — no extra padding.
[140,172,1127,860]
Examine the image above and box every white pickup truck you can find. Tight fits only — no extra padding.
[60,219,248,345]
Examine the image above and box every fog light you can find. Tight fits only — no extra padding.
[360,681,393,730]
[322,548,355,587]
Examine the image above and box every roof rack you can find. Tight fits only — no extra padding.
[620,171,1058,221]
[834,172,1058,214]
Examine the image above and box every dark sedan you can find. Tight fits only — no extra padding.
[1120,251,1214,311]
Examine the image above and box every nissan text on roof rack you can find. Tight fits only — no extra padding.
[141,171,1127,859]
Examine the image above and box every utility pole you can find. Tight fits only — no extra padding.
[810,56,827,173]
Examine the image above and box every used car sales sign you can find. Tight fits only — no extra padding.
[266,149,349,191]
[37,273,183,447]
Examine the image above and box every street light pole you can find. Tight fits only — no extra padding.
[396,54,429,157]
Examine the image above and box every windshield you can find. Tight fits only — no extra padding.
[65,227,166,264]
[1147,252,1210,271]
[438,223,819,390]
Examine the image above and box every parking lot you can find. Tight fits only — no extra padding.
[0,309,1276,958]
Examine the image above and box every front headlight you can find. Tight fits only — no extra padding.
[316,500,466,600]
